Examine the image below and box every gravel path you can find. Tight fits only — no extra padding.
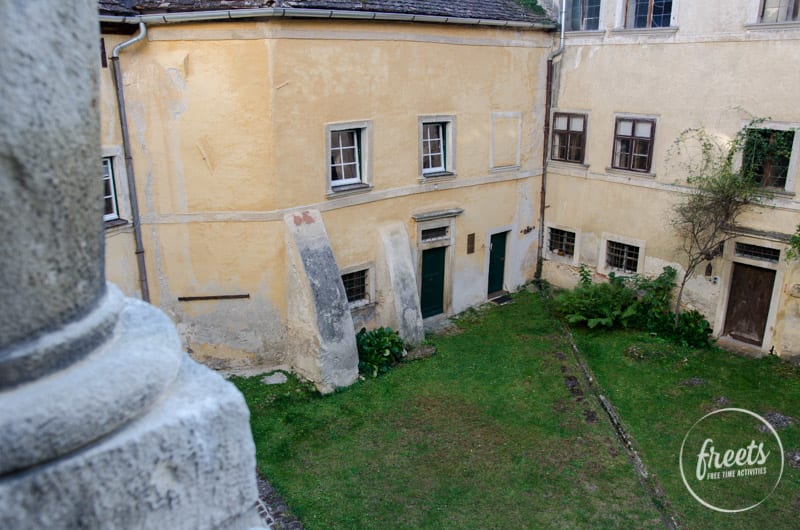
[257,475,304,530]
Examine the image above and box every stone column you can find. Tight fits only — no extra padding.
[0,1,264,528]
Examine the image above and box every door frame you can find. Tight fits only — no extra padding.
[485,225,514,300]
[714,236,787,350]
[414,212,460,319]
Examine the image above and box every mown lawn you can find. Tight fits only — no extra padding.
[573,329,800,529]
[232,290,800,528]
[232,291,662,529]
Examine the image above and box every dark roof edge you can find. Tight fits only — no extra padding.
[100,8,556,30]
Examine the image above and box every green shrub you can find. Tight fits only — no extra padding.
[554,265,713,348]
[356,327,405,377]
[554,269,637,329]
[672,310,713,348]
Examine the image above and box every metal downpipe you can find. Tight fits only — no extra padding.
[110,22,150,302]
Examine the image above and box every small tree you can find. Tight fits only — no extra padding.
[668,120,792,326]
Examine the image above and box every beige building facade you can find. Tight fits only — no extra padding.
[100,0,800,385]
[543,0,800,356]
[99,3,554,385]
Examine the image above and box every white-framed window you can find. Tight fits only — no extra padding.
[759,0,799,23]
[566,0,602,31]
[599,233,646,275]
[612,116,656,173]
[326,120,372,194]
[740,122,799,193]
[341,265,375,309]
[102,157,119,221]
[419,115,456,178]
[624,0,672,28]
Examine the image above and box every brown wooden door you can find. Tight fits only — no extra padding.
[723,263,776,346]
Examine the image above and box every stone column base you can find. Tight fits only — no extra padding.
[0,298,265,530]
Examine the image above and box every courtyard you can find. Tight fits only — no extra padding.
[233,289,800,529]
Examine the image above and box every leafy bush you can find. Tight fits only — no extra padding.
[554,265,713,348]
[356,327,405,377]
[672,310,713,348]
[554,268,637,329]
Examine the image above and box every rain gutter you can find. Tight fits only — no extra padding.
[100,8,555,30]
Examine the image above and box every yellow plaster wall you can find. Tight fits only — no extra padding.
[101,20,550,367]
[545,32,800,355]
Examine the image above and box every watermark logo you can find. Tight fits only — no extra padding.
[679,408,784,513]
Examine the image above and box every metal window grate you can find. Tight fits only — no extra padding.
[735,243,780,263]
[342,270,368,303]
[606,240,639,273]
[421,227,448,241]
[549,228,576,257]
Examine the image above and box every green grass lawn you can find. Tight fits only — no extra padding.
[232,291,662,529]
[573,328,800,529]
[232,290,800,529]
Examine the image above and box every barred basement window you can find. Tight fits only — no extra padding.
[421,227,448,242]
[735,243,781,263]
[342,269,369,304]
[549,228,576,257]
[606,240,640,273]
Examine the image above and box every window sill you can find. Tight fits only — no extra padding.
[605,166,655,179]
[327,182,372,199]
[609,26,678,36]
[104,218,129,230]
[349,300,376,312]
[549,159,589,169]
[763,188,796,198]
[418,171,456,183]
[745,21,800,31]
[489,165,521,174]
[565,29,605,36]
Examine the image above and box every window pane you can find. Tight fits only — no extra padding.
[568,136,584,162]
[553,132,567,160]
[429,154,443,169]
[634,121,652,138]
[618,120,633,136]
[555,115,569,130]
[340,147,356,165]
[615,138,632,168]
[585,0,601,30]
[651,0,672,27]
[633,0,650,28]
[570,116,584,131]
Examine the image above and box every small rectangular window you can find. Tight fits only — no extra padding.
[735,243,781,263]
[626,0,672,28]
[742,128,795,189]
[566,0,601,31]
[102,157,119,221]
[422,123,446,173]
[330,129,362,186]
[552,113,586,164]
[549,228,576,257]
[421,227,448,242]
[613,117,655,172]
[606,240,640,273]
[760,0,799,23]
[342,269,369,304]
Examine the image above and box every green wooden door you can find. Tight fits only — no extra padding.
[488,231,508,296]
[420,247,446,318]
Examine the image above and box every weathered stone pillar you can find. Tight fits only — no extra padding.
[0,1,264,528]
